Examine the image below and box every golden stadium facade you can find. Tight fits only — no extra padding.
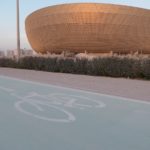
[25,3,150,54]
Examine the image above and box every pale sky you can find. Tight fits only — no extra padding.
[0,0,150,51]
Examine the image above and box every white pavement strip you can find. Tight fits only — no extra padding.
[15,99,76,123]
[0,86,14,92]
[0,84,106,123]
[0,75,150,124]
[0,75,150,105]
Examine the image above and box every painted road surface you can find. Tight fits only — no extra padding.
[0,76,150,150]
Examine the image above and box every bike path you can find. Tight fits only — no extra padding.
[0,76,150,150]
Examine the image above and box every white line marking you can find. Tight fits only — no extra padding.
[12,92,105,123]
[0,75,149,105]
[49,93,106,109]
[0,86,14,92]
[15,99,76,123]
[0,76,150,124]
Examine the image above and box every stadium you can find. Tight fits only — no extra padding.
[25,3,150,54]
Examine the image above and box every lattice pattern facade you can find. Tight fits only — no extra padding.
[25,3,150,54]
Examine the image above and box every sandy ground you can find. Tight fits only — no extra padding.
[0,67,150,102]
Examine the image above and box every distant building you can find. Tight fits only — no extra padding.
[21,49,33,57]
[6,50,15,58]
[5,49,34,58]
[0,51,5,58]
[26,3,150,55]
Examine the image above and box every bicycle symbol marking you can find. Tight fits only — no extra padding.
[0,86,106,123]
[15,99,76,123]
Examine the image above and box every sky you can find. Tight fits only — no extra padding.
[0,0,150,51]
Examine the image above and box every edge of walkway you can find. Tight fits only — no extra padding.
[0,67,150,102]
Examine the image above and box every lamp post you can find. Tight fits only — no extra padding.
[16,0,20,60]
